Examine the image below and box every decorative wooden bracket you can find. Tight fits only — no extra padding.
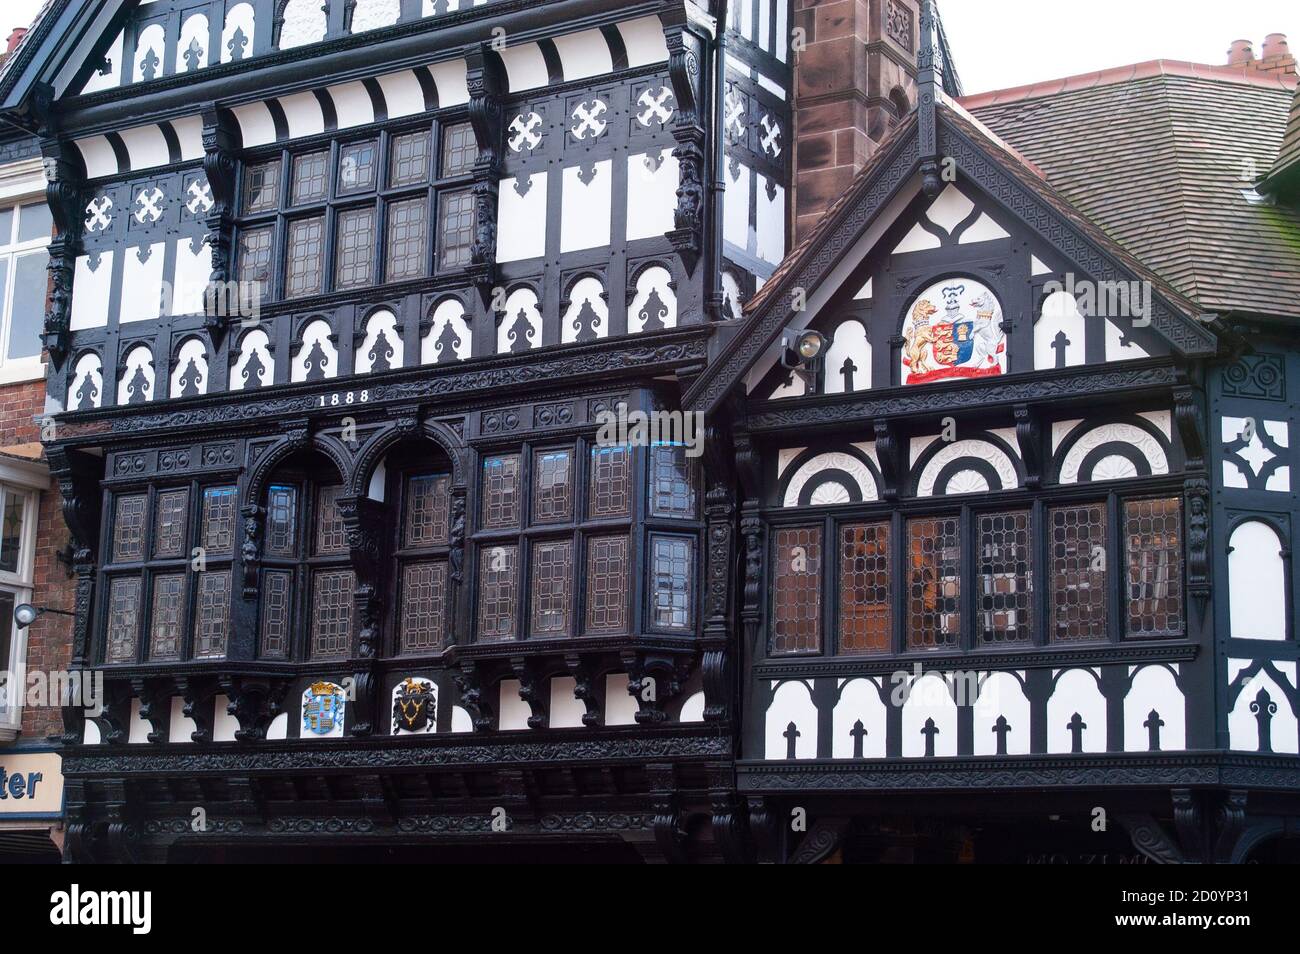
[511,656,548,729]
[873,419,901,500]
[564,653,602,726]
[219,675,288,743]
[454,660,495,732]
[1013,403,1042,489]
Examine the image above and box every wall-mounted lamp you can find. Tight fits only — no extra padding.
[13,604,75,629]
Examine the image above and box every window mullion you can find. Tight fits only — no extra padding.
[1108,490,1122,643]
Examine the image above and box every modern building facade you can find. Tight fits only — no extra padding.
[0,0,1295,863]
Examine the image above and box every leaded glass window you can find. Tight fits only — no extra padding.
[650,444,697,518]
[106,577,142,663]
[530,540,573,635]
[839,522,891,654]
[265,484,298,557]
[532,449,573,523]
[148,574,187,661]
[152,489,189,559]
[311,569,355,658]
[400,561,448,653]
[589,445,631,518]
[195,570,231,658]
[243,159,282,213]
[385,196,428,281]
[237,225,274,297]
[481,455,520,530]
[260,570,292,659]
[585,535,629,634]
[906,516,960,650]
[1125,497,1183,638]
[314,485,348,555]
[113,494,147,562]
[477,544,518,641]
[200,486,237,555]
[338,140,378,195]
[441,122,478,177]
[285,215,326,298]
[772,527,822,654]
[335,206,376,289]
[1049,503,1107,642]
[977,510,1033,644]
[389,131,431,187]
[651,535,694,631]
[437,189,475,270]
[404,474,450,548]
[291,150,330,205]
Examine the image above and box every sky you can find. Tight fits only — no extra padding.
[2,0,1297,95]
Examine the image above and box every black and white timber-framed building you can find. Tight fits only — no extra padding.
[1,0,1298,863]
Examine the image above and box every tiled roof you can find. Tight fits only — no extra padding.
[0,0,64,96]
[968,64,1300,321]
[1269,86,1300,190]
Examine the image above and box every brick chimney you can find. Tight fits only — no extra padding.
[1229,33,1295,78]
[792,0,922,239]
[6,27,27,55]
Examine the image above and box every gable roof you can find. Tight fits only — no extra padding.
[967,62,1300,321]
[1264,85,1300,198]
[685,101,1218,414]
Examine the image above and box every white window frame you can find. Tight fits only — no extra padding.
[0,456,48,740]
[0,157,51,387]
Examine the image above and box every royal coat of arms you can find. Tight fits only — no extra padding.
[391,677,437,734]
[302,681,346,736]
[901,279,1006,384]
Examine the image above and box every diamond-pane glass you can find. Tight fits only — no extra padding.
[386,197,428,281]
[1049,503,1108,642]
[201,486,237,555]
[532,449,573,523]
[1125,497,1183,638]
[260,570,292,659]
[148,573,187,661]
[153,489,189,559]
[530,540,573,635]
[105,577,142,663]
[291,150,329,204]
[839,522,891,654]
[243,159,281,214]
[977,510,1033,644]
[266,484,298,557]
[314,485,348,555]
[389,131,431,187]
[772,527,822,654]
[650,444,696,517]
[906,516,960,650]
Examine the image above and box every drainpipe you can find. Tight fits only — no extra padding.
[706,0,728,322]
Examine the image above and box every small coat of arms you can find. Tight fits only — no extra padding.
[302,681,346,736]
[392,678,437,734]
[901,279,1007,385]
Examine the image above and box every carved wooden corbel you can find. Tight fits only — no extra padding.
[873,419,901,500]
[39,135,85,370]
[1173,383,1207,472]
[131,677,174,744]
[564,653,602,726]
[201,107,239,345]
[465,44,505,306]
[178,675,219,743]
[454,660,495,731]
[1013,403,1042,489]
[510,656,548,729]
[220,675,288,743]
[664,21,708,275]
[622,651,688,724]
[647,762,687,864]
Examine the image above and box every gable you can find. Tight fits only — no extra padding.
[686,105,1221,414]
[751,177,1175,402]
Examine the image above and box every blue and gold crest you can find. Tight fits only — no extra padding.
[302,681,346,736]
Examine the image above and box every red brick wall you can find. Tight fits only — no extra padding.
[0,375,74,740]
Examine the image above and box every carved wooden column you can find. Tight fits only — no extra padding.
[44,446,103,744]
[339,494,388,736]
[465,43,505,308]
[664,16,710,278]
[701,423,736,722]
[39,128,86,372]
[201,106,239,344]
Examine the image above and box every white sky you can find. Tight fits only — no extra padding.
[3,0,1297,96]
[941,0,1300,94]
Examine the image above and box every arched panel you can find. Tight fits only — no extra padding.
[1124,665,1185,751]
[1228,521,1287,640]
[1046,668,1106,754]
[831,678,887,758]
[355,309,404,374]
[422,298,471,364]
[764,680,817,759]
[901,672,957,757]
[973,671,1030,755]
